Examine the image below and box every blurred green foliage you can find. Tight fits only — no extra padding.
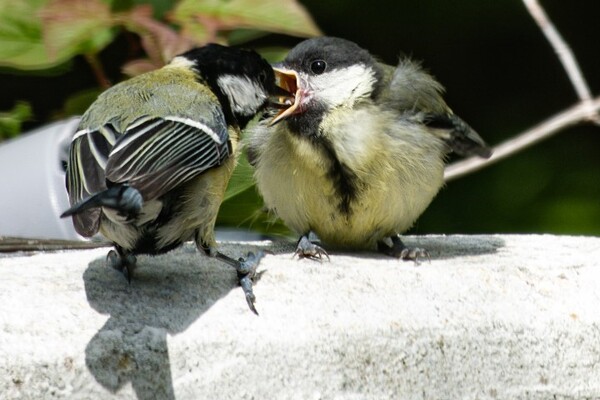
[1,0,598,237]
[0,102,33,139]
[0,0,319,237]
[0,0,319,72]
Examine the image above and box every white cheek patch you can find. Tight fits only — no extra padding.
[217,75,267,117]
[166,56,196,70]
[307,64,377,108]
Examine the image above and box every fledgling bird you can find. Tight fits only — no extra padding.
[62,44,289,314]
[246,37,492,260]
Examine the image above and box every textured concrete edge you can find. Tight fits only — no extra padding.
[1,234,600,399]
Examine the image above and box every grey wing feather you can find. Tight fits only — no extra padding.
[422,114,492,158]
[378,59,448,114]
[105,116,230,200]
[379,59,492,158]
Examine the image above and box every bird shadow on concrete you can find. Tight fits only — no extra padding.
[268,235,505,262]
[402,235,506,261]
[82,243,261,400]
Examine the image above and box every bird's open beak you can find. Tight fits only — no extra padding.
[269,67,301,126]
[268,84,294,108]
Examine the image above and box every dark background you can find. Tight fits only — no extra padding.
[2,0,599,236]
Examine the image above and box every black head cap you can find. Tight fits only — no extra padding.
[177,44,277,127]
[277,37,384,138]
[180,44,272,85]
[281,37,379,78]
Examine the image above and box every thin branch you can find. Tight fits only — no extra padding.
[523,0,599,124]
[445,2,599,181]
[445,96,600,181]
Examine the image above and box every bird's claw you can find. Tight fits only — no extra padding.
[378,237,430,264]
[106,249,137,283]
[293,236,330,261]
[236,251,267,315]
[398,247,430,263]
[239,272,258,315]
[237,251,266,275]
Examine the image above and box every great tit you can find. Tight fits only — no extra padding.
[62,44,290,314]
[246,37,491,260]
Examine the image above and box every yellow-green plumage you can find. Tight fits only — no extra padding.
[63,44,279,312]
[249,104,446,250]
[246,37,490,256]
[79,63,223,132]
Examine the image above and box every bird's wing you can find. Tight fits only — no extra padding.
[65,124,118,236]
[421,113,492,158]
[379,60,491,158]
[104,114,230,200]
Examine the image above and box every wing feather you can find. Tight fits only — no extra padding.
[66,125,118,236]
[378,60,491,158]
[65,115,229,235]
[105,116,230,200]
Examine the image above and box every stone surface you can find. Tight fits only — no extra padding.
[1,235,599,399]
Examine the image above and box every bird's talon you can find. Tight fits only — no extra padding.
[105,249,137,282]
[246,292,258,315]
[239,272,259,315]
[379,237,430,264]
[106,250,120,270]
[399,247,429,263]
[235,250,270,315]
[295,236,330,261]
[237,251,266,276]
[123,265,133,284]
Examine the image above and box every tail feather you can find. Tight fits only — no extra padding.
[61,186,143,218]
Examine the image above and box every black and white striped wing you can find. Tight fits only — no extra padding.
[105,116,230,200]
[65,124,118,236]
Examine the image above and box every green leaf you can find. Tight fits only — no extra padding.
[173,0,321,39]
[255,46,292,63]
[224,151,257,201]
[108,0,135,13]
[219,151,292,236]
[132,0,177,19]
[62,88,103,116]
[227,29,268,45]
[0,102,33,140]
[0,0,53,69]
[217,186,292,237]
[0,0,117,70]
[40,0,117,61]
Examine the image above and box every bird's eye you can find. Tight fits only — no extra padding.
[310,60,327,75]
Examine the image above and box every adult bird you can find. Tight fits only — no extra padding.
[62,44,289,313]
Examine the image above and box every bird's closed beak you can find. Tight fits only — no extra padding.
[270,67,301,126]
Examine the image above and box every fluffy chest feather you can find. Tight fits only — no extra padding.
[251,106,447,249]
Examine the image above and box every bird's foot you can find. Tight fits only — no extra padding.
[106,249,137,283]
[213,249,269,315]
[378,236,430,263]
[236,251,268,315]
[293,235,330,261]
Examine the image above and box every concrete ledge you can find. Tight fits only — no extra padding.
[1,234,599,399]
